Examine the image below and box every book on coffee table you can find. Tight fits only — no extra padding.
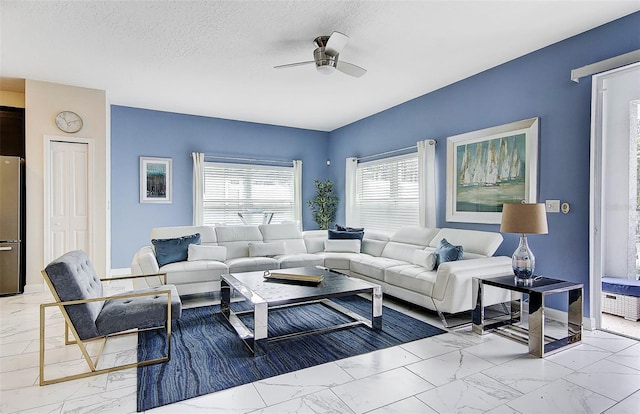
[263,268,324,284]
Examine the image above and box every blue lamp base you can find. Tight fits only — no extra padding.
[512,234,535,285]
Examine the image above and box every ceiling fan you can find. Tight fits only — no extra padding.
[274,31,367,78]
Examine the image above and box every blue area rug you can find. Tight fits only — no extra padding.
[137,295,445,412]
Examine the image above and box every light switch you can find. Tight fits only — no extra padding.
[545,200,560,213]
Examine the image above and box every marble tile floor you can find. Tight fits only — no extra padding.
[601,313,640,340]
[1,283,639,414]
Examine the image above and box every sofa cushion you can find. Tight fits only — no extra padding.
[277,253,324,269]
[390,227,440,246]
[381,227,436,262]
[328,229,364,240]
[215,226,264,259]
[434,238,464,267]
[324,239,361,253]
[350,256,407,281]
[248,242,287,257]
[259,223,308,254]
[318,252,368,270]
[188,244,227,262]
[152,233,201,267]
[384,264,437,297]
[429,228,502,257]
[412,249,437,271]
[226,257,280,273]
[259,222,301,240]
[160,260,229,283]
[361,231,390,257]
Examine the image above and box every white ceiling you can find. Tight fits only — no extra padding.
[1,1,638,132]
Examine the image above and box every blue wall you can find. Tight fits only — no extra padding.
[111,106,329,267]
[328,12,640,316]
[111,12,639,315]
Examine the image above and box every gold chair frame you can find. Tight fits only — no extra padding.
[40,271,174,385]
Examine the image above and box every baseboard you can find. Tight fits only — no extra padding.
[23,283,45,294]
[109,267,131,277]
[582,316,596,331]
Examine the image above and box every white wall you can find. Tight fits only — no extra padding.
[24,80,110,289]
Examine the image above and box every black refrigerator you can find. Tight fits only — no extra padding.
[0,155,25,294]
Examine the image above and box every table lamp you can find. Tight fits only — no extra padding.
[500,203,548,283]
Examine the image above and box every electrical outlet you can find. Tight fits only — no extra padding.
[545,200,560,213]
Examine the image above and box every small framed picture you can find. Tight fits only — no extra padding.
[140,157,172,204]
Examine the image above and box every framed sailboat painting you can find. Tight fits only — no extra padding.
[446,117,539,224]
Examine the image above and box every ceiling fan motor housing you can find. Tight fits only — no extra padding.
[314,47,337,74]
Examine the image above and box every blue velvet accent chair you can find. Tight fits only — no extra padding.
[40,250,182,385]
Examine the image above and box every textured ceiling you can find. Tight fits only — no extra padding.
[1,1,638,131]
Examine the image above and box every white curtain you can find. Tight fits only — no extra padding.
[293,160,303,225]
[418,139,437,228]
[345,157,358,226]
[192,152,205,226]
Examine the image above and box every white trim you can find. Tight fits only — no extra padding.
[571,49,640,83]
[43,135,95,265]
[109,267,131,277]
[589,62,640,330]
[23,283,46,294]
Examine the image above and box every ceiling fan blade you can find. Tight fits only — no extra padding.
[336,61,367,78]
[325,31,349,56]
[274,61,315,69]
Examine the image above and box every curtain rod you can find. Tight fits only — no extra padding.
[193,153,294,166]
[571,49,640,83]
[356,139,435,162]
[357,145,416,162]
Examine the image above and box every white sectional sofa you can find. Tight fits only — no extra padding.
[131,222,513,323]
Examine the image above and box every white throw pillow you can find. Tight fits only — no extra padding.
[187,244,227,262]
[412,249,437,271]
[324,239,361,253]
[248,241,287,257]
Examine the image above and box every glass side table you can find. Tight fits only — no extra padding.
[472,275,583,357]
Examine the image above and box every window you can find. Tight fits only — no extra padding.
[203,162,295,225]
[354,153,419,232]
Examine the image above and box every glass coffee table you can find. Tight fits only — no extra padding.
[220,266,383,356]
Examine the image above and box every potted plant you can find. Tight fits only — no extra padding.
[307,179,338,230]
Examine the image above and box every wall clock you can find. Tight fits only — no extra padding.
[55,111,83,133]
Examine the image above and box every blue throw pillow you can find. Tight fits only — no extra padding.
[328,228,364,241]
[152,233,201,267]
[335,224,364,232]
[434,238,463,268]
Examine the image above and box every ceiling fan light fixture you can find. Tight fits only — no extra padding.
[275,32,366,78]
[316,64,336,75]
[314,47,337,74]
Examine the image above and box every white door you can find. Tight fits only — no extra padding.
[49,141,90,261]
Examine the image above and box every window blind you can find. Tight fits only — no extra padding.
[354,153,419,232]
[203,162,295,225]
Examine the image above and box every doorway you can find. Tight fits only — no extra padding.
[590,63,640,339]
[44,138,93,264]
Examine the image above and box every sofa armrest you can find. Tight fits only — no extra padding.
[432,256,513,306]
[131,246,160,275]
